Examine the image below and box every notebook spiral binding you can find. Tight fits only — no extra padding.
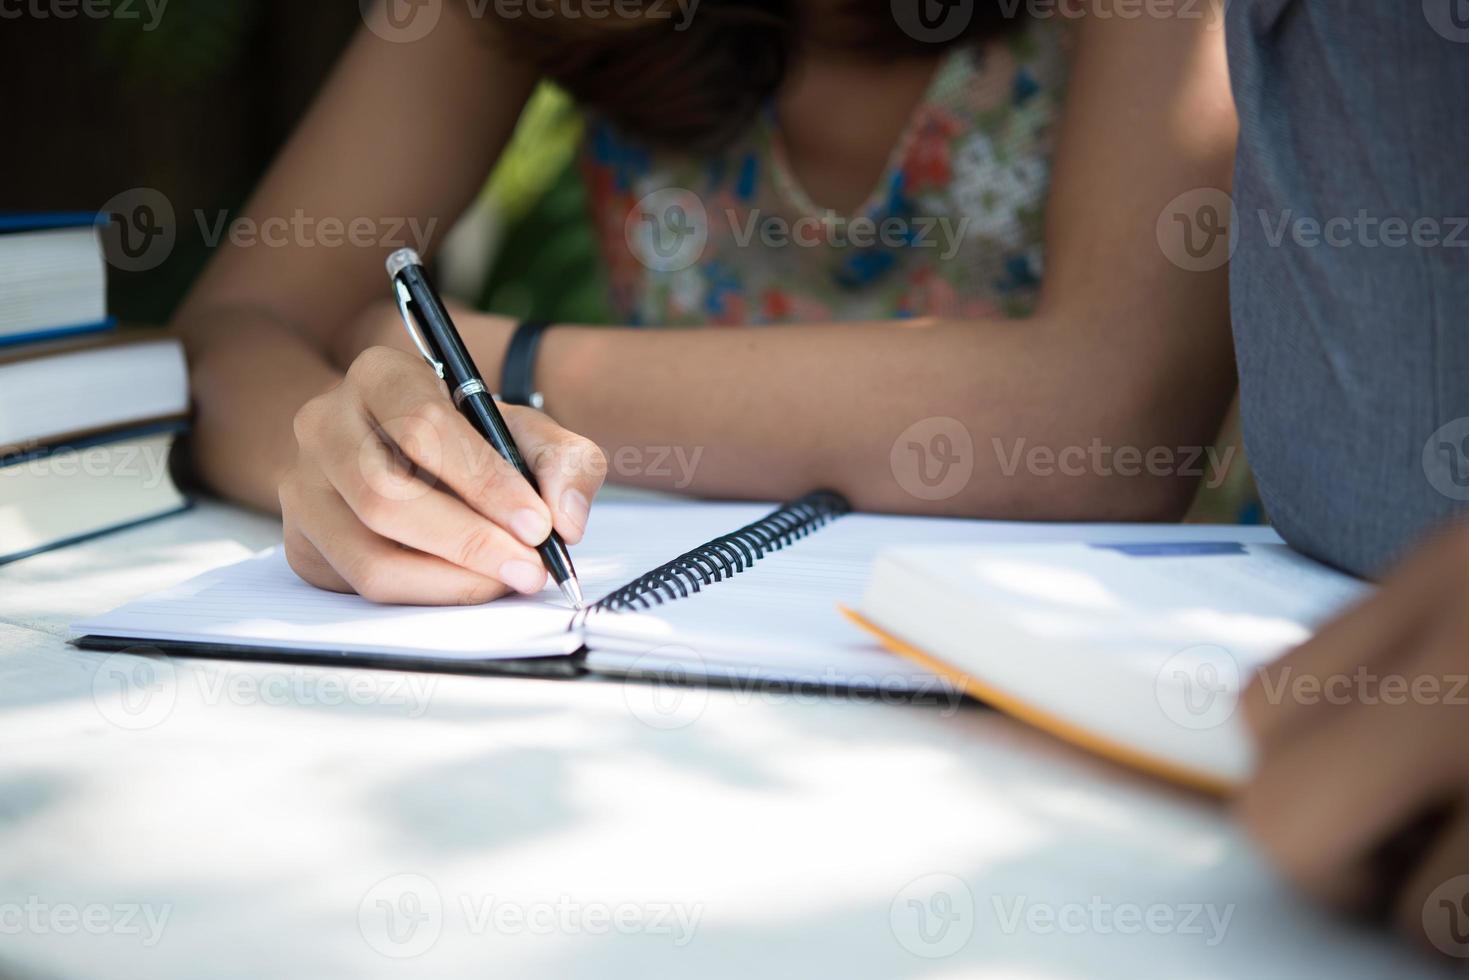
[590,491,853,613]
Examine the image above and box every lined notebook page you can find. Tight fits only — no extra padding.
[585,515,1004,682]
[74,502,771,660]
[585,518,1284,685]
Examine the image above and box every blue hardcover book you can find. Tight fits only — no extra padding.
[0,211,117,347]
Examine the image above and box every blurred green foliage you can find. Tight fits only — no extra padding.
[99,0,259,87]
[478,85,612,324]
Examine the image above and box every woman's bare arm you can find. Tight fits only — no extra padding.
[174,10,535,512]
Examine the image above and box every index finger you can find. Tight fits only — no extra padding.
[502,405,609,545]
[347,347,554,548]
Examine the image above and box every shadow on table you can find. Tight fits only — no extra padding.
[349,700,1417,980]
[0,666,1435,980]
[371,746,582,856]
[0,771,71,833]
[0,954,63,980]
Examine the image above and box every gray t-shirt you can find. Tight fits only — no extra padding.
[1226,0,1469,578]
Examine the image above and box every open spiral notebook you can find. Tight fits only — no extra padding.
[73,494,1282,689]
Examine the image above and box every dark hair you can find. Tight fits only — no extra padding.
[484,1,1028,153]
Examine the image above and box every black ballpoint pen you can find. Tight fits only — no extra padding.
[385,247,585,609]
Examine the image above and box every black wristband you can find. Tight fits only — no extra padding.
[499,319,552,409]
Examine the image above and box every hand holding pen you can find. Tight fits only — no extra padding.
[387,248,584,608]
[277,251,605,606]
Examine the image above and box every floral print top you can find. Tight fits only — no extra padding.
[580,18,1069,326]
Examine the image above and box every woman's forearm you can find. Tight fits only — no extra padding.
[188,293,1230,522]
[180,308,342,514]
[528,313,1233,520]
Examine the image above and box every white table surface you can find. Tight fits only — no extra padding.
[0,501,1450,980]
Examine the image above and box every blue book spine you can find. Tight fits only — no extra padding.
[0,317,118,349]
[0,211,108,234]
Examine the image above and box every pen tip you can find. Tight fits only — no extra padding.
[560,577,586,611]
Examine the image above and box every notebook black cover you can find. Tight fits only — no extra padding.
[72,634,589,680]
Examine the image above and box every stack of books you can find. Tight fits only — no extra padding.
[0,213,191,565]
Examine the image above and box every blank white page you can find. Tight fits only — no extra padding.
[73,501,771,660]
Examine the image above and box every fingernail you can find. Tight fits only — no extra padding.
[499,559,546,595]
[560,489,590,537]
[510,508,551,546]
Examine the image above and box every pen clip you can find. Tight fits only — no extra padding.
[394,279,444,380]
